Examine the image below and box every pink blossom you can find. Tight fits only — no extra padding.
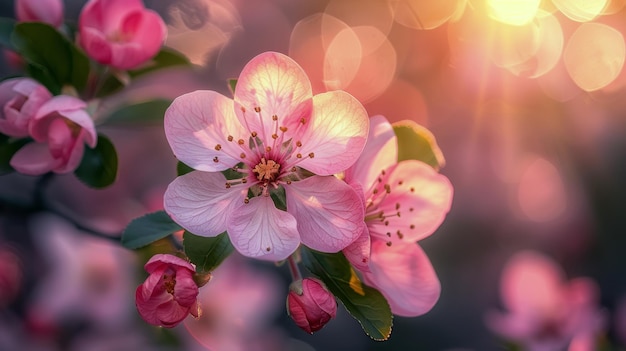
[486,251,606,351]
[135,254,199,328]
[0,78,52,138]
[78,0,167,70]
[15,0,64,27]
[287,278,337,334]
[342,115,453,316]
[164,51,369,261]
[10,95,96,175]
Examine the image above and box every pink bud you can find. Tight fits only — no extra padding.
[15,0,64,27]
[78,0,167,70]
[135,254,199,328]
[287,278,337,334]
[10,95,97,175]
[0,78,52,138]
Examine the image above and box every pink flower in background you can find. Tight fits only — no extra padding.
[28,213,136,329]
[78,0,166,70]
[10,95,96,175]
[135,254,199,328]
[0,248,22,308]
[343,115,453,316]
[184,256,288,351]
[0,78,51,138]
[486,251,606,351]
[164,51,369,261]
[287,278,337,334]
[15,0,64,27]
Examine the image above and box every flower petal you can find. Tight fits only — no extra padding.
[233,52,313,142]
[164,90,248,172]
[368,160,453,244]
[342,223,371,272]
[10,142,60,175]
[296,90,369,175]
[344,115,397,195]
[227,196,300,261]
[164,171,246,237]
[285,176,364,253]
[362,240,440,317]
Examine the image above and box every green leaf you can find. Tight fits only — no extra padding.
[270,186,287,211]
[177,161,194,176]
[0,17,16,49]
[74,134,118,188]
[103,99,172,124]
[121,211,182,249]
[227,78,237,96]
[0,137,29,175]
[183,231,234,274]
[393,120,445,170]
[11,22,89,93]
[129,47,191,78]
[302,249,393,341]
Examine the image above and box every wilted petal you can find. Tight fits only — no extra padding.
[344,115,397,194]
[227,196,300,261]
[234,52,313,141]
[10,142,60,175]
[164,90,248,172]
[369,160,453,243]
[297,90,369,175]
[164,171,246,237]
[285,176,364,253]
[362,240,440,317]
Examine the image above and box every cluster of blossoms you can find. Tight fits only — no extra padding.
[133,50,454,335]
[0,0,166,177]
[3,0,457,341]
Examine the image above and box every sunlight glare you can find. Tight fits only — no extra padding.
[486,0,541,26]
[552,0,608,22]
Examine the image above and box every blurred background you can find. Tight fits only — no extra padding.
[1,0,626,350]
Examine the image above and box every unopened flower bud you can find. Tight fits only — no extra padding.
[135,254,200,328]
[286,278,337,334]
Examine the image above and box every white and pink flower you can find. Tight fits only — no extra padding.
[343,115,453,316]
[10,95,96,175]
[486,251,606,351]
[78,0,167,70]
[163,51,369,261]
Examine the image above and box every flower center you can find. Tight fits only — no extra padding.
[253,157,281,182]
[163,273,176,295]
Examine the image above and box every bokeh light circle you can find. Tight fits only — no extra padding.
[563,22,626,91]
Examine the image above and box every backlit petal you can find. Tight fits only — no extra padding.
[227,196,300,261]
[285,176,364,252]
[363,240,440,317]
[344,115,397,195]
[164,90,248,172]
[233,52,313,142]
[164,171,246,237]
[296,90,369,175]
